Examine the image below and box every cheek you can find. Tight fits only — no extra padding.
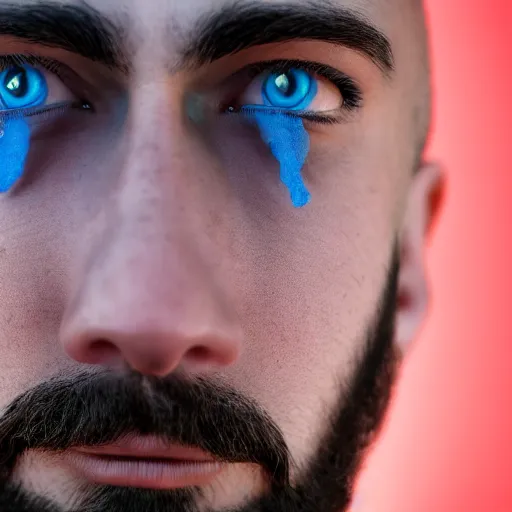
[0,124,117,408]
[0,182,82,407]
[0,227,62,408]
[204,112,399,465]
[219,185,395,471]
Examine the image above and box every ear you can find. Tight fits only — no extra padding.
[395,162,445,353]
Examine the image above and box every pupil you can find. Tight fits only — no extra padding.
[274,73,296,97]
[4,67,28,98]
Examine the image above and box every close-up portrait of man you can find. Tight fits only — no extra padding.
[0,0,445,511]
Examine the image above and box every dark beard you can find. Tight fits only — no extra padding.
[0,248,400,512]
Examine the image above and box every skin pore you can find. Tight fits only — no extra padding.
[0,0,443,511]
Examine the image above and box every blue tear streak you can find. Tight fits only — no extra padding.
[248,110,311,208]
[0,118,30,193]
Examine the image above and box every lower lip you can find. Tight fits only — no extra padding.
[62,450,225,489]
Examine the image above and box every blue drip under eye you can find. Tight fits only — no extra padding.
[0,65,48,109]
[0,118,30,192]
[243,108,311,208]
[0,65,46,192]
[262,69,318,111]
[236,68,316,207]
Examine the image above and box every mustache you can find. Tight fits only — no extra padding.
[0,370,290,487]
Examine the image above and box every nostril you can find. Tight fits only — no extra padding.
[61,310,242,373]
[187,345,215,362]
[88,338,121,364]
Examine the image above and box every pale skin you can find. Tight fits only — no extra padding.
[0,0,444,510]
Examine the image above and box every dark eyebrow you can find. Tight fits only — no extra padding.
[185,2,395,76]
[0,1,125,70]
[0,1,393,78]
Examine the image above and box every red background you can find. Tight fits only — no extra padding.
[355,2,512,511]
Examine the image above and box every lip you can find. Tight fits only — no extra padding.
[61,435,224,489]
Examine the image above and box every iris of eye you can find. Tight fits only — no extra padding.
[262,69,316,110]
[4,67,28,98]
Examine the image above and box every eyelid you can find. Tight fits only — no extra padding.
[231,104,346,126]
[0,53,92,107]
[235,59,363,109]
[214,58,363,128]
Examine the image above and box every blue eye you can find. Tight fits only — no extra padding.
[0,65,48,110]
[262,69,318,110]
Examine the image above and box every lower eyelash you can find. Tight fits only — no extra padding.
[226,105,346,126]
[0,101,91,128]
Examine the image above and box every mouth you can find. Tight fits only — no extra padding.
[60,435,225,490]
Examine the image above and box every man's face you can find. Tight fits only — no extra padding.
[0,0,441,510]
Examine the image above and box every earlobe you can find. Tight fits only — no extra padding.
[395,161,445,353]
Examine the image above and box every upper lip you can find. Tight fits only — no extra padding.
[72,435,216,462]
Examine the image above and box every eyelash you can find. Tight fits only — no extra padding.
[224,59,363,125]
[0,53,90,121]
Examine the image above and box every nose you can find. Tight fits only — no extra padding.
[60,249,243,376]
[59,89,243,377]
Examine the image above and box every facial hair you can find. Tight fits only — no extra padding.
[0,247,401,512]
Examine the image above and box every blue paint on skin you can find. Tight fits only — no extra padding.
[0,64,48,193]
[239,68,316,208]
[0,118,30,193]
[244,108,311,208]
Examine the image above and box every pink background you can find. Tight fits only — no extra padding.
[355,2,512,511]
